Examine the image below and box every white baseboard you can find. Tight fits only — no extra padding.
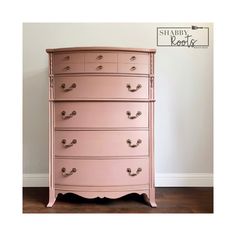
[23,173,49,187]
[23,173,213,187]
[155,173,213,187]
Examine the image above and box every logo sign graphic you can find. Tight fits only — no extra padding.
[157,26,209,48]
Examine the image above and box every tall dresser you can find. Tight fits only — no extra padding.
[46,47,157,207]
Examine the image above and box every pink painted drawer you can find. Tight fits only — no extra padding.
[118,64,149,74]
[53,63,84,74]
[84,63,117,73]
[85,52,117,62]
[54,102,148,128]
[55,130,148,156]
[54,52,84,64]
[118,53,149,64]
[54,76,148,99]
[55,158,149,186]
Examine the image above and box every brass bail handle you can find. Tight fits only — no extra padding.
[61,83,76,92]
[130,56,136,61]
[96,65,103,70]
[126,139,142,148]
[61,139,77,148]
[61,110,77,119]
[126,84,142,92]
[126,111,142,119]
[127,168,142,176]
[61,167,77,177]
[64,66,71,70]
[96,55,103,60]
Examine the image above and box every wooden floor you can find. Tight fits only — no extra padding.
[23,187,213,213]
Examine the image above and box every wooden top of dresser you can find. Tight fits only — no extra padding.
[46,47,156,53]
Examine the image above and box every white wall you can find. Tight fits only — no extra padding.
[23,23,213,186]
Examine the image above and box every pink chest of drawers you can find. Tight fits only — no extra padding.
[46,47,157,207]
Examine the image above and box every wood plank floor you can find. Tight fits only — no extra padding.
[23,187,213,213]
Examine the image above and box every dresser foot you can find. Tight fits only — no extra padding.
[143,192,157,208]
[149,188,157,207]
[149,199,157,208]
[47,189,56,207]
[47,199,56,207]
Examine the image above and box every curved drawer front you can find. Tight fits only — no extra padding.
[52,52,150,74]
[53,63,84,74]
[55,102,148,128]
[55,130,148,156]
[54,76,148,99]
[55,159,149,186]
[84,63,117,73]
[85,52,117,63]
[54,52,84,64]
[118,53,149,64]
[118,63,149,74]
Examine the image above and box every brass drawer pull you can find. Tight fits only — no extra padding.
[61,83,76,92]
[126,139,142,148]
[126,84,142,92]
[130,56,136,61]
[64,66,71,70]
[130,66,136,71]
[126,111,142,119]
[96,65,103,70]
[61,110,77,119]
[96,55,103,60]
[61,139,77,148]
[127,168,142,176]
[61,167,77,177]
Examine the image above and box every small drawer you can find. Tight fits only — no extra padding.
[54,76,149,100]
[84,63,117,73]
[85,52,117,63]
[54,102,148,128]
[118,53,149,64]
[53,63,84,74]
[55,159,149,186]
[118,64,149,74]
[55,130,148,157]
[54,52,84,64]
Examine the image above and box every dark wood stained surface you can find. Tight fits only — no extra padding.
[23,187,213,213]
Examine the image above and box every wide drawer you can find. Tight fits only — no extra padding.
[84,63,117,73]
[85,52,117,63]
[54,76,148,99]
[55,130,148,156]
[55,102,148,128]
[118,53,149,64]
[53,52,84,65]
[118,63,149,74]
[53,63,84,74]
[55,158,149,186]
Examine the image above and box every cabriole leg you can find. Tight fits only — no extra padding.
[47,188,56,207]
[143,189,157,208]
